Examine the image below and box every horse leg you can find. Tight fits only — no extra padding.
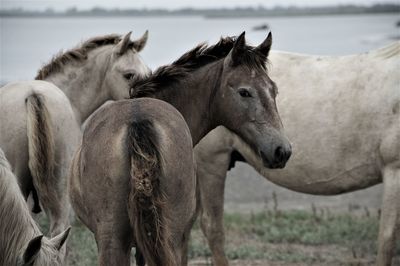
[13,161,40,212]
[96,232,131,266]
[180,218,197,266]
[31,186,42,213]
[49,116,80,236]
[31,174,66,236]
[165,211,197,266]
[196,150,231,266]
[36,159,71,237]
[95,214,132,266]
[163,185,196,266]
[180,238,189,266]
[21,172,42,214]
[377,165,400,266]
[135,247,145,266]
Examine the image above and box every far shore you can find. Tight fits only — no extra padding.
[1,4,399,18]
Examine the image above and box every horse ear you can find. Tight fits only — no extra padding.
[115,31,132,55]
[132,30,149,52]
[255,32,272,58]
[22,235,43,264]
[50,227,71,251]
[226,31,246,66]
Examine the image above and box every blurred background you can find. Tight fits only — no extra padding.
[1,0,399,265]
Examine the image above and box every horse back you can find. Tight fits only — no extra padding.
[76,98,196,231]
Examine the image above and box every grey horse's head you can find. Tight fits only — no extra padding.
[102,31,151,100]
[213,32,291,168]
[16,227,70,266]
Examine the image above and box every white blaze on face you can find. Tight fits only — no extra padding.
[251,70,256,78]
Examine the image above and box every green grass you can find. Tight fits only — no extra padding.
[187,211,388,264]
[38,210,399,265]
[224,211,378,245]
[220,211,383,263]
[67,221,98,266]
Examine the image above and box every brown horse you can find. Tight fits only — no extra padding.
[0,148,70,265]
[70,98,195,266]
[69,32,291,265]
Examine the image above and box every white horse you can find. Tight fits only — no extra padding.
[0,31,150,237]
[195,42,400,266]
[0,148,70,265]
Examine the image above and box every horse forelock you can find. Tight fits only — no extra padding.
[32,239,62,266]
[130,36,268,98]
[35,34,140,80]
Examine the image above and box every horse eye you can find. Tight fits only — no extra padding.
[239,88,252,98]
[124,73,135,80]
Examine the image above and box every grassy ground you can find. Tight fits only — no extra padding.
[37,208,399,266]
[187,210,398,265]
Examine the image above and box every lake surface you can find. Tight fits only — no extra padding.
[0,14,399,84]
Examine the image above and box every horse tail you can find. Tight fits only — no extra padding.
[26,93,56,213]
[126,119,175,266]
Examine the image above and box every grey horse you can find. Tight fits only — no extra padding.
[0,148,70,265]
[195,42,400,266]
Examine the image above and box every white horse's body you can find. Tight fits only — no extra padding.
[240,42,399,193]
[0,32,149,237]
[195,42,400,265]
[0,80,81,237]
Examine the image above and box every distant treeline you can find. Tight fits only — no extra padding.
[1,4,399,18]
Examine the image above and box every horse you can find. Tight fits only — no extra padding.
[194,42,400,266]
[0,148,70,265]
[69,32,292,265]
[70,98,195,266]
[0,31,150,237]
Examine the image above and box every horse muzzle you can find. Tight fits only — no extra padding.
[259,142,292,169]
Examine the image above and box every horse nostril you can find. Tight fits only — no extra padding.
[274,146,284,162]
[261,146,291,169]
[285,148,292,161]
[260,150,267,161]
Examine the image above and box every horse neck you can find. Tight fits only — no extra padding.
[44,46,113,124]
[153,61,223,145]
[0,164,41,264]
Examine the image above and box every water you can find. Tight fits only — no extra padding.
[0,14,399,84]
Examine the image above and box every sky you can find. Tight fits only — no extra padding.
[0,0,396,11]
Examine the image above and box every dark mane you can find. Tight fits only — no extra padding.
[130,36,267,98]
[36,34,124,80]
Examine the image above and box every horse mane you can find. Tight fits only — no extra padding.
[35,34,124,80]
[130,36,268,98]
[373,41,400,59]
[0,150,59,265]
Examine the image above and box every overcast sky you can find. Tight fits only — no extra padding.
[0,0,395,11]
